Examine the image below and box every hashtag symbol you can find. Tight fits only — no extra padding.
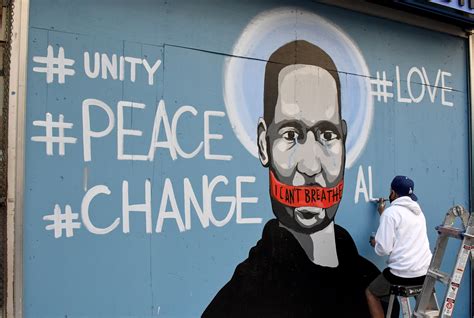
[32,45,75,84]
[31,113,77,156]
[43,204,81,238]
[370,71,394,103]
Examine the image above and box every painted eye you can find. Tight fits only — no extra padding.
[282,130,299,141]
[319,130,339,142]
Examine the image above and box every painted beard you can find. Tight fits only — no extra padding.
[269,171,344,234]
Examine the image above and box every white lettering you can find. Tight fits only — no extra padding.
[236,176,260,224]
[148,100,177,161]
[81,185,119,235]
[354,165,369,204]
[119,56,125,81]
[396,66,412,103]
[441,71,454,107]
[117,101,148,161]
[422,67,441,103]
[172,106,203,159]
[156,178,185,233]
[84,52,100,79]
[204,175,236,227]
[124,56,142,83]
[142,59,162,85]
[101,53,118,80]
[184,178,209,230]
[204,111,232,161]
[407,67,426,103]
[82,99,115,162]
[368,166,375,201]
[122,179,152,233]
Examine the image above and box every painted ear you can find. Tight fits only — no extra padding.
[341,119,347,142]
[257,118,270,167]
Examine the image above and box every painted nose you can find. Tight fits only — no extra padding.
[296,131,322,178]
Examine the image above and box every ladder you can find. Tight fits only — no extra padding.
[413,205,474,318]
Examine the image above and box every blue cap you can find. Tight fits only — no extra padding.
[391,176,417,201]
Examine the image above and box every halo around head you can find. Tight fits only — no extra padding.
[223,7,373,168]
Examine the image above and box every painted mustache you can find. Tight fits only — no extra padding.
[270,171,344,208]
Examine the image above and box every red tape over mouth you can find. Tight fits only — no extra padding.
[270,171,344,208]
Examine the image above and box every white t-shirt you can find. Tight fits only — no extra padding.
[375,196,432,278]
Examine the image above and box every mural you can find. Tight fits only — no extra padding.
[23,1,469,317]
[204,40,381,317]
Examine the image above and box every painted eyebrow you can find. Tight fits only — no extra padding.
[315,121,341,134]
[275,119,341,133]
[275,120,304,132]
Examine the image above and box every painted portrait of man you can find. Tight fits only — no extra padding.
[203,40,383,317]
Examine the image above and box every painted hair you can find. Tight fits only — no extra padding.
[263,40,341,125]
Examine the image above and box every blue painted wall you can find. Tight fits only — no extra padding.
[24,0,470,317]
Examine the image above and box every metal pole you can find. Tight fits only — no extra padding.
[468,30,474,318]
[6,0,29,316]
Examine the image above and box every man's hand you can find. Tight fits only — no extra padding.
[370,237,376,247]
[377,198,386,215]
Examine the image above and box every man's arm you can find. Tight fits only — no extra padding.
[374,212,397,256]
[369,198,387,247]
[377,198,386,215]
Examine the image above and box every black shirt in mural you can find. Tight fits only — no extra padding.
[203,219,382,318]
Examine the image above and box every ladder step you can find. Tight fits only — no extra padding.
[464,232,474,239]
[427,268,450,284]
[413,310,440,317]
[435,225,464,239]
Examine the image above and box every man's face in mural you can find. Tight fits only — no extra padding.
[258,64,347,234]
